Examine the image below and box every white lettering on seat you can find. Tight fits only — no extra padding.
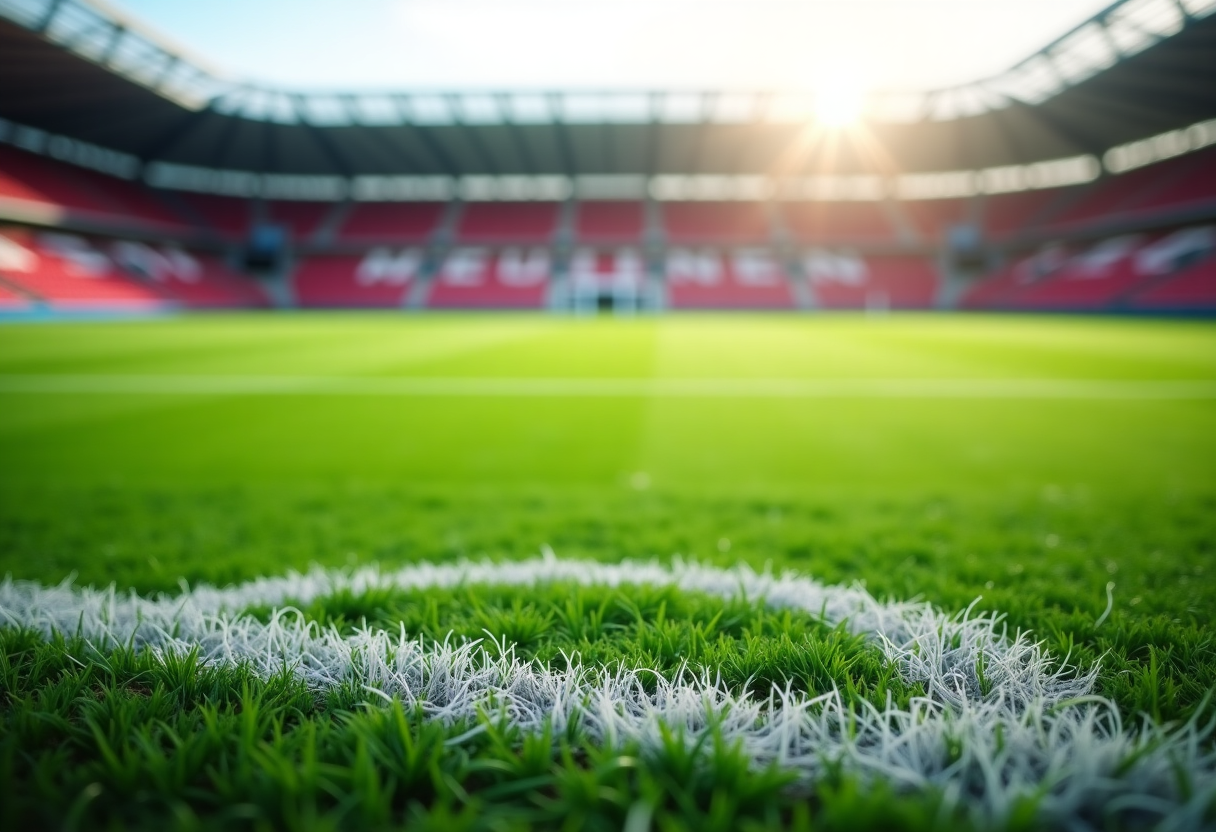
[162,248,202,283]
[0,234,36,273]
[497,248,549,286]
[39,233,111,278]
[569,248,644,289]
[667,249,723,284]
[1135,226,1216,275]
[1068,236,1142,280]
[804,249,867,285]
[438,248,489,286]
[732,249,783,286]
[356,248,422,286]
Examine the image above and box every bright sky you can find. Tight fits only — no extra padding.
[113,0,1115,93]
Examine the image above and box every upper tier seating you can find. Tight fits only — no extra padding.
[665,248,794,309]
[663,203,770,245]
[335,202,445,243]
[1044,151,1214,232]
[904,199,970,242]
[426,247,550,308]
[266,201,335,242]
[1115,149,1216,217]
[783,202,896,244]
[0,145,189,231]
[293,249,421,308]
[455,203,559,243]
[0,227,167,309]
[805,252,938,309]
[576,202,645,243]
[981,190,1070,241]
[174,193,252,240]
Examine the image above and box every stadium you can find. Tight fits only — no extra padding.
[0,0,1214,829]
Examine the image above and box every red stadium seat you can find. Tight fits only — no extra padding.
[0,145,189,232]
[576,202,645,243]
[293,249,422,308]
[981,190,1071,240]
[999,235,1150,309]
[455,203,559,243]
[665,248,794,309]
[663,203,770,245]
[0,282,30,310]
[174,193,253,240]
[266,201,336,242]
[904,199,970,242]
[569,248,646,292]
[107,239,266,308]
[966,227,1215,311]
[0,228,168,309]
[783,202,896,244]
[335,202,445,243]
[1115,149,1216,217]
[805,251,939,309]
[1125,226,1216,311]
[426,247,550,308]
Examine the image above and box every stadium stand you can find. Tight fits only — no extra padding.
[1114,148,1216,218]
[665,248,795,309]
[904,199,971,242]
[1126,253,1216,311]
[783,202,897,244]
[663,202,770,245]
[426,248,550,309]
[575,202,646,243]
[0,227,167,309]
[0,282,29,310]
[980,190,1069,241]
[265,201,334,243]
[173,193,252,240]
[997,235,1151,309]
[1,0,1213,318]
[806,252,939,309]
[335,202,445,243]
[568,248,647,311]
[963,226,1216,311]
[292,249,420,308]
[455,203,559,244]
[0,144,188,232]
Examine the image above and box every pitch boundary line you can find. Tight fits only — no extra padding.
[2,374,1215,399]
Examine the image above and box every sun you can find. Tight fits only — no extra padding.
[813,60,867,127]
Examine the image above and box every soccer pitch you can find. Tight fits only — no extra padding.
[1,313,1214,831]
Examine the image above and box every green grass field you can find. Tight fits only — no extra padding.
[1,313,1214,831]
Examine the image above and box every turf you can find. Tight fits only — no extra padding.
[1,313,1214,830]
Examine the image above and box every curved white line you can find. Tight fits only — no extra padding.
[1,555,1212,830]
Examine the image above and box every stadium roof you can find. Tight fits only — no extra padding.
[1,0,1214,192]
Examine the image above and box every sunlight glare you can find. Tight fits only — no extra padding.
[814,61,867,127]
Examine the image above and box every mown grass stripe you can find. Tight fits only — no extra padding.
[3,375,1216,399]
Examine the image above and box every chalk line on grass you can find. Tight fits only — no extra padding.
[1,554,1213,830]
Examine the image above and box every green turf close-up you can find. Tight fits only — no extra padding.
[1,312,1214,831]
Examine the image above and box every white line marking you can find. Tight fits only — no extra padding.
[2,554,1213,830]
[2,374,1215,399]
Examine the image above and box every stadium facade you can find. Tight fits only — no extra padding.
[0,0,1214,315]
